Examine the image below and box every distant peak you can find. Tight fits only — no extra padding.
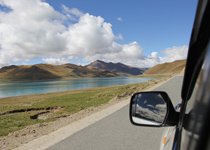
[86,60,145,75]
[96,60,104,63]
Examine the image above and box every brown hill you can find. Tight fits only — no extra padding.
[0,63,119,81]
[86,60,145,76]
[144,59,186,75]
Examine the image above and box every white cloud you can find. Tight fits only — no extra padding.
[82,41,144,63]
[83,44,188,68]
[117,17,123,21]
[161,45,188,62]
[0,0,66,66]
[62,5,83,21]
[42,58,71,65]
[22,62,30,65]
[63,13,116,56]
[114,34,123,40]
[69,8,84,17]
[0,0,188,68]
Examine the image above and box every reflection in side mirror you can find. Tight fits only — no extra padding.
[130,92,168,126]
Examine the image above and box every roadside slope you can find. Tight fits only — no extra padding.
[144,59,186,75]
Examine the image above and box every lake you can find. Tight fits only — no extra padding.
[0,77,153,98]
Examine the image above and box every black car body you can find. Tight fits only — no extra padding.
[129,0,210,149]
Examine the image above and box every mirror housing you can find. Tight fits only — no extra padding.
[129,91,179,127]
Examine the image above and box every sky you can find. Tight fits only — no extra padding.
[0,0,198,68]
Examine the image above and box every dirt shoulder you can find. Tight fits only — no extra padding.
[0,76,173,150]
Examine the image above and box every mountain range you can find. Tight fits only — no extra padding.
[0,63,119,81]
[86,60,146,76]
[0,60,145,81]
[0,59,186,81]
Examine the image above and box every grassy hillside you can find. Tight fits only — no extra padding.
[143,59,186,75]
[0,64,119,81]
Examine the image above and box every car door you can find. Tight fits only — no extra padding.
[180,0,210,149]
[181,30,210,150]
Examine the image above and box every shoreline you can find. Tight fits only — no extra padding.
[0,76,155,99]
[0,75,126,83]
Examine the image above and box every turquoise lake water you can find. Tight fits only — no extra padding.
[0,77,153,98]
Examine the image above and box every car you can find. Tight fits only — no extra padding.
[129,0,210,150]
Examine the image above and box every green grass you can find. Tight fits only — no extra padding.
[0,112,52,136]
[132,74,173,78]
[0,78,167,137]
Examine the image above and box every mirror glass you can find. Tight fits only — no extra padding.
[131,92,167,126]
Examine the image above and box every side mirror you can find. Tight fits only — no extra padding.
[129,91,178,127]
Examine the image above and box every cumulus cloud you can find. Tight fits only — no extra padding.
[0,0,66,65]
[63,13,117,56]
[0,0,188,68]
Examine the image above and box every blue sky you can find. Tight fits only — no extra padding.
[0,0,198,68]
[47,0,197,55]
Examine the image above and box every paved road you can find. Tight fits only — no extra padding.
[47,75,184,150]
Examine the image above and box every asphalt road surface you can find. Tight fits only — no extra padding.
[47,75,184,150]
